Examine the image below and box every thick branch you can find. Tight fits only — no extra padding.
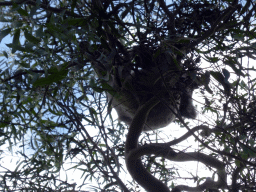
[125,96,227,192]
[128,143,227,192]
[125,97,170,192]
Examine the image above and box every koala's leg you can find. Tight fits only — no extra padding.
[179,88,197,119]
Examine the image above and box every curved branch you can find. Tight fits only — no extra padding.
[167,125,210,146]
[125,96,227,192]
[128,143,227,192]
[125,95,228,192]
[125,97,171,192]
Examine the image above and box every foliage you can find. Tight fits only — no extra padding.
[0,0,256,191]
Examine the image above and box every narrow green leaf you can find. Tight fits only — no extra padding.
[33,69,68,86]
[0,28,11,42]
[24,30,41,44]
[12,29,20,53]
[17,7,29,16]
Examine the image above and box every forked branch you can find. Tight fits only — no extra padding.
[125,97,227,192]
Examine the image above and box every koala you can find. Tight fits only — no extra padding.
[92,45,197,131]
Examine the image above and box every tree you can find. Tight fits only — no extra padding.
[0,0,256,191]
